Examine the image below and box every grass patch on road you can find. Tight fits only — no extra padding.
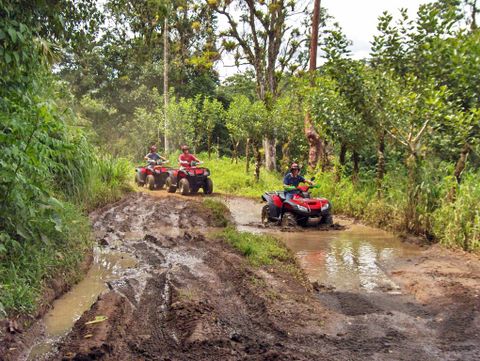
[202,199,232,227]
[217,227,291,266]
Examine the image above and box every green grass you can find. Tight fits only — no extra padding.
[217,227,291,266]
[72,156,134,211]
[0,203,92,315]
[202,199,232,227]
[197,153,282,198]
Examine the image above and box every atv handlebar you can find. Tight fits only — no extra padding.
[284,183,319,191]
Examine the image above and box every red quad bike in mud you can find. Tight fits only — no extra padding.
[261,182,333,227]
[135,159,172,190]
[165,161,213,196]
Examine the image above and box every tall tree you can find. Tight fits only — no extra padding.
[212,0,310,171]
[304,0,323,170]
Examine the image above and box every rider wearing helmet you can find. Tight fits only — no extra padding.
[283,163,313,200]
[144,145,167,163]
[178,145,200,167]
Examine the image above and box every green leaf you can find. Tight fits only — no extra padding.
[7,28,17,43]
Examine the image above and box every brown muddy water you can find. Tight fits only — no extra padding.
[26,249,138,360]
[221,196,422,292]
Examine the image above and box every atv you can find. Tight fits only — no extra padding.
[165,161,213,196]
[135,159,171,190]
[261,182,332,227]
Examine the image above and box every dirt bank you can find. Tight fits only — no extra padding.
[4,193,479,360]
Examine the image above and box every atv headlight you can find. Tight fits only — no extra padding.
[321,203,330,211]
[297,205,309,212]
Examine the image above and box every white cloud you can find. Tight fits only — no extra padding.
[322,0,433,59]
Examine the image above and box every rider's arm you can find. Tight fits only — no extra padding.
[301,176,313,185]
[191,154,200,162]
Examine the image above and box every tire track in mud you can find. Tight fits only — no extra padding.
[44,193,341,360]
[28,193,480,360]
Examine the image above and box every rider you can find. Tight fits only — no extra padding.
[283,163,313,200]
[144,145,167,164]
[178,145,200,167]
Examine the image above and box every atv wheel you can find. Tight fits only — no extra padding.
[261,205,270,224]
[146,175,155,190]
[203,178,213,195]
[320,212,333,226]
[134,173,143,187]
[297,217,309,227]
[166,176,177,193]
[179,178,191,195]
[281,212,297,227]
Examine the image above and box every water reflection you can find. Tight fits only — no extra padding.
[280,226,419,292]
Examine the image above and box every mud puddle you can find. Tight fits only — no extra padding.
[222,196,420,292]
[25,249,138,360]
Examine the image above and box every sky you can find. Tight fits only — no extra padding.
[216,0,432,80]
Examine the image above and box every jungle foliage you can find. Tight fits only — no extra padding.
[0,0,131,315]
[1,0,480,318]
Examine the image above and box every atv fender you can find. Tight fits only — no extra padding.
[262,194,281,219]
[166,171,178,186]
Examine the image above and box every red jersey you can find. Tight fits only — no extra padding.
[178,153,199,166]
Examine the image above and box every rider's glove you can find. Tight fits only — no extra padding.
[284,185,297,191]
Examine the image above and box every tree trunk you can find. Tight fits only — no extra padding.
[321,139,330,171]
[351,150,359,184]
[232,138,239,164]
[245,138,251,173]
[264,137,277,171]
[335,142,347,182]
[376,131,386,198]
[163,18,170,154]
[304,0,323,170]
[208,135,211,160]
[405,152,420,232]
[447,142,471,201]
[281,140,291,172]
[253,144,261,182]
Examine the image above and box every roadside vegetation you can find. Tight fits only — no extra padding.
[0,1,132,315]
[217,227,291,267]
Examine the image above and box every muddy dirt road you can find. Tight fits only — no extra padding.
[5,192,480,360]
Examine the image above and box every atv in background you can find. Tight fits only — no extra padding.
[165,161,213,196]
[261,182,332,227]
[135,159,171,190]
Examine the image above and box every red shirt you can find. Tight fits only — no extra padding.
[178,153,199,166]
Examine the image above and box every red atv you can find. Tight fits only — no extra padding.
[165,161,213,195]
[261,182,332,227]
[135,159,171,190]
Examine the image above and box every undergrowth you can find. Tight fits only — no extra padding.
[310,166,480,251]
